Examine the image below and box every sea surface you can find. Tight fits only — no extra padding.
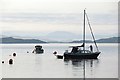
[1,43,118,78]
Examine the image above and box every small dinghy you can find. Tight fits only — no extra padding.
[53,51,63,59]
[32,45,44,54]
[56,55,63,59]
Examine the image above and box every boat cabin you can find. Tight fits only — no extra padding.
[69,46,92,54]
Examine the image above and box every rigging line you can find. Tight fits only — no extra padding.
[85,12,99,52]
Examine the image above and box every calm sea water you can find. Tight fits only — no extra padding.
[1,43,118,78]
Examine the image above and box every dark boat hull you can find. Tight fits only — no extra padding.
[35,50,44,54]
[56,55,63,59]
[64,52,100,59]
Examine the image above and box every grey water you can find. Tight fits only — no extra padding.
[1,43,118,78]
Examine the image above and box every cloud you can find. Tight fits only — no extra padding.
[0,0,117,14]
[0,12,117,25]
[0,1,117,25]
[0,1,118,39]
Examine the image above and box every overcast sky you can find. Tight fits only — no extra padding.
[0,0,119,39]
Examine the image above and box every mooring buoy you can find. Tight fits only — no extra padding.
[9,59,13,64]
[2,61,4,64]
[53,51,57,55]
[13,53,16,57]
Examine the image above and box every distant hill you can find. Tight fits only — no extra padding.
[0,37,46,43]
[44,31,80,41]
[70,37,120,43]
[96,37,119,43]
[70,40,93,43]
[0,36,119,43]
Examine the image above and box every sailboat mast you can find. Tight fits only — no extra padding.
[83,9,86,80]
[83,9,86,52]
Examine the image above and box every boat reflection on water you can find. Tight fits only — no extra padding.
[64,59,100,79]
[64,59,99,67]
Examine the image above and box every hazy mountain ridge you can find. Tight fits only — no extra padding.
[43,31,80,42]
[0,36,119,43]
[1,37,46,43]
[96,37,119,43]
[70,37,120,43]
[2,31,117,42]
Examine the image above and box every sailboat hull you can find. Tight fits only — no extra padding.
[63,10,101,59]
[64,52,100,59]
